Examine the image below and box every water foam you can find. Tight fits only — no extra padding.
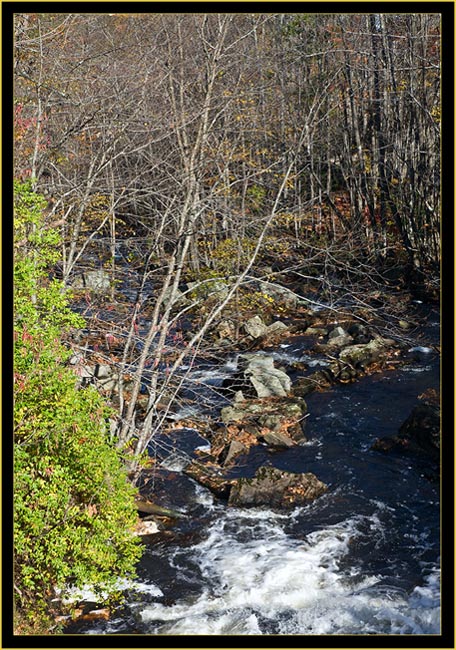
[61,577,163,605]
[139,510,440,635]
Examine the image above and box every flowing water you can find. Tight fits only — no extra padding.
[65,306,441,636]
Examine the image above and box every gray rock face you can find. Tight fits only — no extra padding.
[258,282,299,307]
[243,316,289,342]
[71,270,111,292]
[339,336,396,368]
[244,315,268,339]
[328,326,347,339]
[241,354,291,398]
[187,279,230,300]
[228,465,328,508]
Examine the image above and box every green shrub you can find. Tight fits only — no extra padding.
[206,237,256,274]
[14,181,141,632]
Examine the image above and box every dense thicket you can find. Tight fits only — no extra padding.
[14,12,440,276]
[13,181,141,633]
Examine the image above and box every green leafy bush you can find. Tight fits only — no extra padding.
[13,181,141,633]
[205,237,256,274]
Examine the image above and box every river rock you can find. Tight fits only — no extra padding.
[78,608,111,622]
[259,426,296,447]
[325,333,353,349]
[292,370,333,396]
[228,466,328,509]
[217,319,237,342]
[72,361,137,394]
[313,326,353,351]
[71,269,111,292]
[223,439,249,465]
[220,396,307,447]
[338,336,396,368]
[184,459,235,498]
[222,354,292,399]
[244,315,268,339]
[347,322,371,344]
[287,317,311,334]
[304,326,328,336]
[328,326,347,339]
[399,403,440,457]
[246,355,291,397]
[187,279,230,300]
[248,354,292,397]
[134,519,161,536]
[263,321,289,338]
[258,282,299,307]
[371,403,440,468]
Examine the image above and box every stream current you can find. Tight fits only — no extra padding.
[66,305,441,636]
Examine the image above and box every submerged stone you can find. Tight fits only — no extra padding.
[371,402,440,474]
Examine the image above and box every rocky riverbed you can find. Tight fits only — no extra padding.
[63,265,442,634]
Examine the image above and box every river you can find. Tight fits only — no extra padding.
[64,304,441,636]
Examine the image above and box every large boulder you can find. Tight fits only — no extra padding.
[245,355,291,397]
[258,282,301,308]
[398,403,440,458]
[71,269,111,292]
[244,315,268,339]
[338,336,397,369]
[220,396,307,447]
[228,466,328,509]
[223,354,292,399]
[372,402,440,466]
